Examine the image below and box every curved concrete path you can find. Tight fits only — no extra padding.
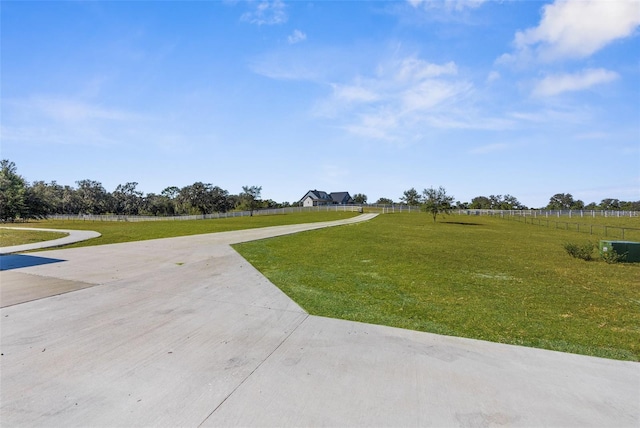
[0,227,101,255]
[1,213,638,427]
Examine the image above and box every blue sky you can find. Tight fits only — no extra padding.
[2,0,639,208]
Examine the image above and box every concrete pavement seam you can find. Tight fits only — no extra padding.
[198,313,311,427]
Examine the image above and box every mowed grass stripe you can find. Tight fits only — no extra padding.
[233,213,640,361]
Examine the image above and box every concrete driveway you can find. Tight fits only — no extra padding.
[0,227,102,255]
[1,213,638,427]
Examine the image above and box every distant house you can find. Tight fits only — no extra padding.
[300,190,354,207]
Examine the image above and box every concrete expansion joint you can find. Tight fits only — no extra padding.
[198,313,311,427]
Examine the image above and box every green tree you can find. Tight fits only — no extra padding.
[0,160,27,221]
[24,181,59,218]
[178,182,215,214]
[240,185,262,216]
[620,200,640,211]
[61,185,82,214]
[547,193,584,210]
[76,179,111,214]
[470,196,491,209]
[422,186,454,223]
[113,182,143,215]
[353,193,367,204]
[400,188,421,206]
[210,186,232,213]
[160,186,181,215]
[501,194,526,210]
[143,193,169,216]
[376,197,394,205]
[599,198,621,210]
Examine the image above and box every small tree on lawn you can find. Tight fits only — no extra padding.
[241,185,262,216]
[422,186,454,222]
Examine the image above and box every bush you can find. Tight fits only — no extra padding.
[564,242,595,261]
[601,248,627,264]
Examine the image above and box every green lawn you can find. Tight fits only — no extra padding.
[234,213,640,361]
[13,211,359,248]
[0,228,68,246]
[501,214,640,241]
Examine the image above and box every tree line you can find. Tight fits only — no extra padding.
[0,160,274,222]
[368,188,638,212]
[1,159,638,222]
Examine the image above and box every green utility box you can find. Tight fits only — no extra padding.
[599,240,640,263]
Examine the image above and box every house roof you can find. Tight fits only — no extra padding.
[330,192,352,204]
[300,190,353,204]
[301,190,332,202]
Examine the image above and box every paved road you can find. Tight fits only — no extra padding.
[0,227,101,255]
[1,213,638,427]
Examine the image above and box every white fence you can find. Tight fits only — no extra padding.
[367,205,639,217]
[34,205,640,222]
[456,209,639,218]
[47,204,362,222]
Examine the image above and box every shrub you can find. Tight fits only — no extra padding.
[564,241,595,261]
[601,247,627,264]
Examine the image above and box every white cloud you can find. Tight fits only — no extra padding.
[287,29,306,44]
[2,96,147,148]
[395,58,457,81]
[408,0,487,12]
[241,0,287,26]
[507,0,640,62]
[509,107,589,125]
[401,79,467,112]
[30,98,137,122]
[533,68,619,97]
[317,56,478,141]
[573,131,609,140]
[331,83,379,103]
[249,54,320,80]
[486,71,500,83]
[468,143,508,155]
[344,111,400,141]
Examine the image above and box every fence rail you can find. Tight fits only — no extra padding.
[455,209,639,218]
[455,209,640,240]
[46,205,362,222]
[364,205,640,217]
[506,215,640,240]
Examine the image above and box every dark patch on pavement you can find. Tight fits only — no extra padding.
[0,254,66,271]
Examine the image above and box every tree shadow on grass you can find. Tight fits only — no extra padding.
[442,221,482,226]
[0,254,66,271]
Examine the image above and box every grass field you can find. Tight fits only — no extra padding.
[0,228,68,247]
[234,212,640,361]
[502,214,640,241]
[9,211,359,248]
